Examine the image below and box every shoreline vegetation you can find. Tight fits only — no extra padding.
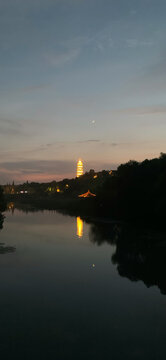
[2,153,166,224]
[2,152,166,294]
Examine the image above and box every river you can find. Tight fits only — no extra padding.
[0,207,166,359]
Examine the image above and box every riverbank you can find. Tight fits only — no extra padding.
[5,193,166,230]
[5,193,98,217]
[6,193,166,238]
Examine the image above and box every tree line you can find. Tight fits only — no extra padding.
[2,153,166,221]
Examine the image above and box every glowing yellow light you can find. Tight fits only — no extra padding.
[57,188,60,192]
[8,202,14,210]
[77,159,83,177]
[77,217,83,238]
[93,175,97,179]
[7,202,15,213]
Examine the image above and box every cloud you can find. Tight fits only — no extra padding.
[110,143,118,147]
[86,160,117,172]
[44,48,80,67]
[0,158,117,183]
[114,105,166,116]
[126,49,166,96]
[54,27,114,63]
[145,50,166,80]
[0,117,34,136]
[24,140,101,154]
[125,38,154,48]
[79,139,100,143]
[130,10,137,16]
[18,84,50,93]
[0,159,74,172]
[0,118,22,135]
[0,159,75,183]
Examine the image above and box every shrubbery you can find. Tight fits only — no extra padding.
[97,153,166,221]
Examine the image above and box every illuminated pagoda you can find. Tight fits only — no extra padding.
[76,159,83,177]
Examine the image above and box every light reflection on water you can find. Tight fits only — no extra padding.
[7,202,15,214]
[77,216,83,238]
[0,208,166,359]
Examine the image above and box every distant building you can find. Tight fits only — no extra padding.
[109,170,117,176]
[77,159,83,177]
[78,190,96,198]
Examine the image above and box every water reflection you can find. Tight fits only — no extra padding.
[77,217,83,238]
[1,206,166,359]
[0,243,16,254]
[88,220,166,294]
[7,202,45,214]
[0,213,16,254]
[0,213,16,253]
[5,204,166,295]
[0,213,4,230]
[112,240,166,295]
[7,202,15,214]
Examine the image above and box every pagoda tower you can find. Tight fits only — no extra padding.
[77,159,83,177]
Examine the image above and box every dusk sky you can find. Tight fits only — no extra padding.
[0,0,166,183]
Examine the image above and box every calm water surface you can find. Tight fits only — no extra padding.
[0,208,166,359]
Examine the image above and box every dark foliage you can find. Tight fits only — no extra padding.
[89,220,166,294]
[0,186,6,212]
[4,153,166,222]
[96,153,166,221]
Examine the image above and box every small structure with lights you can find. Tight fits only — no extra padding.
[109,170,117,176]
[78,190,96,198]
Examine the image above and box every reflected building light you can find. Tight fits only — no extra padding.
[7,202,15,214]
[77,217,83,238]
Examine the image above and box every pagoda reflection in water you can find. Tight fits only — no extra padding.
[77,217,83,238]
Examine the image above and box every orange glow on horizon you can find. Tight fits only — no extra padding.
[10,172,73,184]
